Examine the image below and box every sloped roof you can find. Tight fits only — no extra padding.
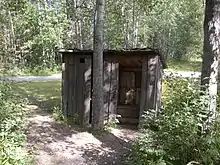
[58,48,167,68]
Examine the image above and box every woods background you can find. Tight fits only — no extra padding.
[0,0,204,73]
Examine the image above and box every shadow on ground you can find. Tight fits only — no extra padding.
[14,81,138,165]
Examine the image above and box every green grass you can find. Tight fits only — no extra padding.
[13,80,81,124]
[13,80,61,111]
[166,60,202,72]
[0,81,31,164]
[0,66,60,76]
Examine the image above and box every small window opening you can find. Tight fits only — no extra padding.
[80,58,85,63]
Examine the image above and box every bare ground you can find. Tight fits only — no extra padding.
[23,104,139,165]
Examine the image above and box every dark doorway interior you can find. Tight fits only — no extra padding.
[117,65,141,125]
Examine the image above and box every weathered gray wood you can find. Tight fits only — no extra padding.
[61,55,68,116]
[119,71,136,105]
[83,58,92,126]
[139,56,148,120]
[75,57,79,120]
[117,105,139,118]
[108,62,119,121]
[145,56,158,113]
[68,56,77,117]
[117,117,139,125]
[121,67,141,72]
[156,59,162,114]
[73,56,79,117]
[77,57,86,127]
[136,88,141,105]
[103,61,110,120]
[67,56,74,116]
[60,50,164,127]
[103,61,120,122]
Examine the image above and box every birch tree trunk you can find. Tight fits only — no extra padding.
[92,0,105,130]
[201,0,220,122]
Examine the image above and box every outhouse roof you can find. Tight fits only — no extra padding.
[58,48,167,68]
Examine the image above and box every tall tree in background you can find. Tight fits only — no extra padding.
[92,0,105,130]
[201,0,220,121]
[0,0,204,73]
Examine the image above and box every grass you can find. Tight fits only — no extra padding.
[0,66,60,76]
[165,60,202,72]
[13,80,61,111]
[0,81,32,164]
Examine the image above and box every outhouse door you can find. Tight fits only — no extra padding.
[117,67,141,125]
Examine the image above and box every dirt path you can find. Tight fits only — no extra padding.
[24,104,138,165]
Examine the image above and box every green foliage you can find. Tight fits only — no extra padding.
[0,81,30,164]
[13,80,61,111]
[52,106,79,125]
[2,66,60,76]
[104,118,118,131]
[52,106,64,121]
[0,0,204,75]
[0,0,67,74]
[165,60,202,72]
[131,79,220,165]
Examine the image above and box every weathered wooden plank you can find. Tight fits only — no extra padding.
[139,56,148,120]
[131,72,135,88]
[103,61,111,120]
[77,57,86,127]
[155,58,162,114]
[136,88,141,105]
[83,58,92,126]
[75,57,79,119]
[117,105,139,118]
[120,88,126,104]
[74,56,79,117]
[67,55,78,117]
[61,55,68,116]
[108,62,119,121]
[103,61,120,121]
[135,71,141,88]
[121,67,141,72]
[117,117,139,125]
[145,56,158,113]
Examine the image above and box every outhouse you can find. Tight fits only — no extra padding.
[59,48,166,126]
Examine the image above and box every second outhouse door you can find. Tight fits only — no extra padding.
[117,66,141,125]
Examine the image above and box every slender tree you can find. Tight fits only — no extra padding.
[92,0,105,130]
[201,0,220,121]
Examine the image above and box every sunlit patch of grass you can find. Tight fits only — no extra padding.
[13,80,61,110]
[166,60,202,72]
[0,66,60,76]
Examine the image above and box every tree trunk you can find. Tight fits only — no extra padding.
[201,0,220,122]
[92,0,105,130]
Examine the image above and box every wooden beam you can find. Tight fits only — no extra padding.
[155,57,162,114]
[61,55,68,116]
[120,67,141,72]
[139,56,148,121]
[83,58,92,126]
[77,57,86,127]
[68,56,75,116]
[146,56,158,113]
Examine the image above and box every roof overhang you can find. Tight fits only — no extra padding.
[58,48,167,69]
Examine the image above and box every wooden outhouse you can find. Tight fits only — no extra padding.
[59,48,166,126]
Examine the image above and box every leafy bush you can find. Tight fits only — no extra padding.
[131,78,220,165]
[52,106,65,121]
[0,81,30,164]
